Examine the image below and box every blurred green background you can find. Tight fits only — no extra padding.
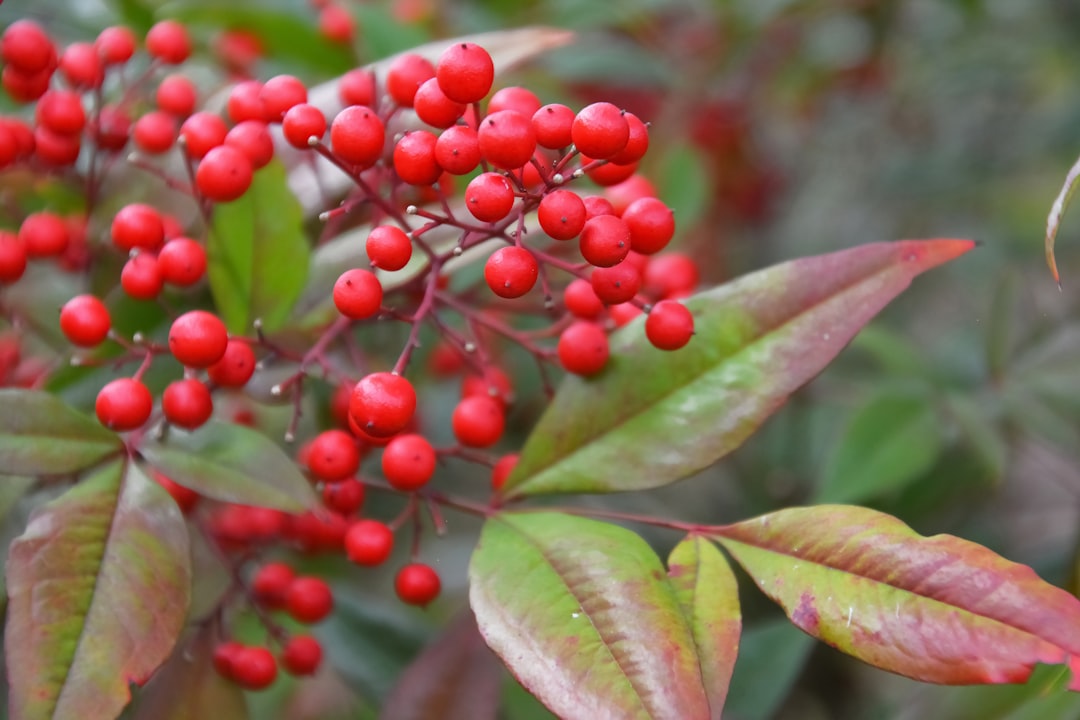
[4,0,1080,718]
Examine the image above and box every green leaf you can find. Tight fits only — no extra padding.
[132,626,249,720]
[6,460,191,720]
[0,389,122,475]
[505,238,976,497]
[380,610,502,720]
[139,421,318,514]
[815,389,944,503]
[715,505,1080,688]
[666,536,740,719]
[469,512,711,720]
[207,159,310,335]
[658,141,711,232]
[723,619,815,720]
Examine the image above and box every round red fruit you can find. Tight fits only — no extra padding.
[436,42,494,104]
[95,378,153,431]
[395,563,441,606]
[349,372,416,438]
[622,197,675,255]
[59,295,110,347]
[491,453,519,490]
[251,562,294,609]
[120,252,164,300]
[231,646,278,690]
[281,635,322,676]
[572,102,629,160]
[393,130,441,186]
[344,519,394,566]
[133,111,177,154]
[259,75,307,122]
[169,310,228,368]
[451,395,504,448]
[484,246,538,299]
[382,433,436,491]
[434,125,480,175]
[333,268,383,320]
[538,190,586,241]
[322,478,365,514]
[563,278,604,319]
[477,110,536,171]
[558,321,610,377]
[386,53,435,108]
[465,172,515,222]
[307,429,361,482]
[162,378,213,429]
[2,20,54,74]
[156,74,197,117]
[579,215,631,268]
[282,103,326,148]
[18,212,69,257]
[366,226,412,271]
[207,339,256,387]
[645,300,695,351]
[111,204,164,252]
[0,232,27,283]
[285,576,334,623]
[590,260,641,305]
[196,145,253,202]
[146,20,191,64]
[158,237,206,286]
[179,111,227,159]
[331,106,385,168]
[413,77,465,129]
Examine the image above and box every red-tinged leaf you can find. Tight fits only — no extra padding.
[139,421,318,514]
[0,389,122,475]
[6,460,191,720]
[380,610,502,720]
[713,505,1080,689]
[469,512,710,720]
[132,627,248,720]
[504,239,976,497]
[667,536,740,719]
[1045,152,1080,285]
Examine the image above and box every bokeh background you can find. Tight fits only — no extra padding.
[3,0,1080,718]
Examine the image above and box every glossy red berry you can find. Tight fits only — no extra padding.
[318,5,355,43]
[461,367,514,409]
[226,80,265,123]
[491,453,519,490]
[583,157,638,187]
[0,232,27,283]
[465,172,515,222]
[179,111,227,159]
[487,86,541,118]
[366,226,412,271]
[322,477,365,514]
[60,295,111,347]
[36,90,86,136]
[95,377,153,431]
[169,310,228,368]
[349,372,416,438]
[645,300,695,351]
[331,106,385,168]
[282,103,326,148]
[133,111,177,154]
[196,145,253,202]
[154,472,200,514]
[156,74,197,117]
[259,75,307,122]
[95,26,136,66]
[563,278,604,319]
[609,112,649,165]
[213,641,244,679]
[395,563,441,606]
[207,338,256,387]
[532,103,575,149]
[451,395,504,448]
[393,130,441,186]
[436,42,494,104]
[572,102,629,160]
[90,105,131,151]
[32,126,80,165]
[338,68,375,107]
[307,429,361,482]
[344,519,394,566]
[146,20,191,64]
[484,246,538,299]
[386,53,435,108]
[111,204,164,252]
[434,125,480,175]
[643,253,699,299]
[333,268,384,319]
[223,120,274,170]
[622,197,675,255]
[382,433,436,491]
[579,215,631,268]
[2,20,54,74]
[120,252,164,300]
[281,635,322,676]
[251,562,294,609]
[231,646,277,690]
[18,212,69,257]
[558,321,610,376]
[590,260,641,305]
[538,190,586,241]
[477,110,536,170]
[162,378,213,429]
[158,237,206,286]
[413,77,465,129]
[285,576,334,623]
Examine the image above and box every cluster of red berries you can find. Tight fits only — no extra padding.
[0,15,702,693]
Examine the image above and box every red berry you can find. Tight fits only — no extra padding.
[414,77,465,129]
[318,5,355,43]
[133,111,177,154]
[604,174,657,215]
[59,295,110,347]
[538,190,586,241]
[95,377,153,431]
[386,53,435,108]
[231,646,278,690]
[156,74,197,117]
[434,125,480,175]
[395,563,441,606]
[223,120,274,170]
[251,562,294,609]
[349,372,416,438]
[162,378,213,429]
[1,20,54,74]
[572,102,629,160]
[484,246,538,299]
[461,367,514,409]
[579,215,631,268]
[333,268,384,319]
[260,75,307,122]
[331,106,384,168]
[169,310,229,368]
[563,278,604,319]
[59,42,103,89]
[281,635,322,676]
[609,302,642,327]
[487,86,541,118]
[32,126,80,165]
[19,212,69,257]
[227,80,265,123]
[590,260,641,305]
[609,112,649,165]
[285,576,334,623]
[36,90,86,136]
[338,68,375,107]
[451,395,504,448]
[145,20,191,65]
[558,321,610,376]
[393,130,441,186]
[322,477,365,514]
[214,29,263,74]
[95,26,136,66]
[120,252,164,300]
[179,111,227,159]
[0,232,27,283]
[307,429,361,482]
[465,172,515,222]
[532,103,575,149]
[491,453,519,490]
[643,253,699,299]
[207,338,257,387]
[645,300,695,351]
[111,204,164,252]
[366,226,412,271]
[158,237,206,286]
[90,105,131,152]
[154,472,199,514]
[344,519,394,566]
[436,42,494,104]
[583,157,638,187]
[622,197,674,255]
[213,641,244,679]
[3,65,52,104]
[477,110,536,171]
[196,145,253,202]
[282,103,326,148]
[382,433,436,491]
